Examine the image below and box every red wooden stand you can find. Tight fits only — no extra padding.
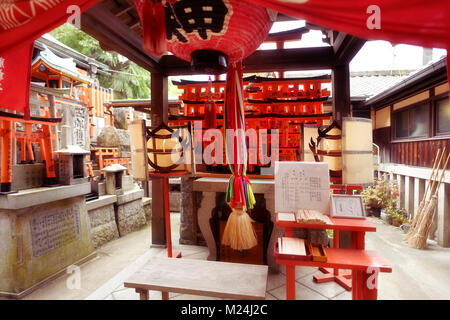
[312,183,364,290]
[275,247,392,300]
[162,177,181,258]
[313,230,352,290]
[277,216,385,299]
[150,172,189,259]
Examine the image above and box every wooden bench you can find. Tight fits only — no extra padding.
[124,257,268,300]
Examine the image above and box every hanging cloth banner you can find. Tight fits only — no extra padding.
[248,0,450,82]
[0,43,34,114]
[0,0,99,115]
[248,0,450,49]
[0,0,99,55]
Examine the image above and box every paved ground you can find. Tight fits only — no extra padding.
[10,214,450,300]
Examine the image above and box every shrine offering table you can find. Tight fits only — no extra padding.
[275,247,392,300]
[124,257,268,300]
[276,215,391,299]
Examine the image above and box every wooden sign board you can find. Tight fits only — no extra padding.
[331,194,366,219]
[274,161,330,215]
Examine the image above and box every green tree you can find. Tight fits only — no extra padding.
[50,23,150,99]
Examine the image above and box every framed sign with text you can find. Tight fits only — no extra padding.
[331,194,366,219]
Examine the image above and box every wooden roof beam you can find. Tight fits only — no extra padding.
[264,27,309,43]
[332,32,366,65]
[160,47,334,75]
[81,2,162,73]
[113,4,133,17]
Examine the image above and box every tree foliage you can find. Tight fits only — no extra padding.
[50,23,150,99]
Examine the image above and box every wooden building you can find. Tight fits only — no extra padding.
[364,57,450,247]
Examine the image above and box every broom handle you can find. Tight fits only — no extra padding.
[423,148,441,203]
[422,153,449,237]
[432,153,449,197]
[428,147,446,201]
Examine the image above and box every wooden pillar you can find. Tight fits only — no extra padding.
[332,63,351,248]
[437,182,450,247]
[276,41,285,79]
[404,176,414,219]
[413,177,425,220]
[332,64,350,123]
[150,72,168,246]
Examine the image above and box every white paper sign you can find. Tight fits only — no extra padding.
[274,161,330,214]
[331,195,366,218]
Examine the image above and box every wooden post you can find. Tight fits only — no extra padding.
[332,63,352,249]
[331,63,350,124]
[437,182,450,247]
[150,72,168,246]
[0,120,13,193]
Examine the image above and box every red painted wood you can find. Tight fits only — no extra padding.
[148,170,190,178]
[276,248,392,272]
[286,265,296,300]
[276,215,377,232]
[163,177,172,258]
[163,177,182,259]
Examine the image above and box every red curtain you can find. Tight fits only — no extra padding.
[249,0,450,86]
[0,0,99,115]
[0,0,449,114]
[0,0,99,55]
[249,0,450,50]
[0,44,34,115]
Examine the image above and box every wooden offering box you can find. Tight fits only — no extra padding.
[310,242,327,262]
[275,238,312,261]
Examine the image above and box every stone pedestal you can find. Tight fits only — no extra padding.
[86,195,119,248]
[142,197,152,223]
[116,189,146,236]
[180,178,194,245]
[12,163,45,191]
[0,183,94,297]
[193,178,279,271]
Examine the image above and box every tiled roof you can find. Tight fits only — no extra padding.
[350,73,412,99]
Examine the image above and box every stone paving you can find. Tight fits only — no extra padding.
[10,213,450,300]
[85,212,352,300]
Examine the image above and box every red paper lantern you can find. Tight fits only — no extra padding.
[136,0,273,74]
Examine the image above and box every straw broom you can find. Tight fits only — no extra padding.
[408,153,449,249]
[221,204,257,250]
[405,148,443,239]
[410,148,446,235]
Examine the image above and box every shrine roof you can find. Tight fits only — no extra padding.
[32,46,93,84]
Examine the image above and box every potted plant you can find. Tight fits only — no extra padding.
[389,208,408,227]
[380,206,393,224]
[362,178,399,218]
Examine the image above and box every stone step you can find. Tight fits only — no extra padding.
[85,192,99,202]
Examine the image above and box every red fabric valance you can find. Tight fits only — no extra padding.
[0,0,449,114]
[0,0,99,115]
[249,0,450,50]
[249,0,450,90]
[0,0,99,54]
